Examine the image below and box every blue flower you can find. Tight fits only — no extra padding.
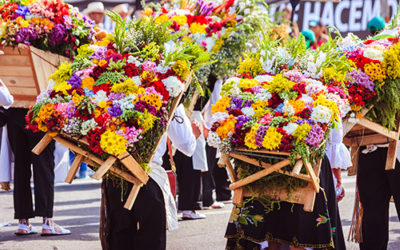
[15,5,30,17]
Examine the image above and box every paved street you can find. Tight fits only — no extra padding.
[1,172,400,249]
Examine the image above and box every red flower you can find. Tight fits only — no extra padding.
[149,81,170,100]
[186,14,208,25]
[123,63,140,77]
[87,128,105,155]
[93,83,111,95]
[268,93,283,108]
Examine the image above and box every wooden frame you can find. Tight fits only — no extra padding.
[31,74,192,210]
[343,113,400,176]
[219,148,322,212]
[0,45,70,108]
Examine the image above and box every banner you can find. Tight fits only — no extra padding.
[269,0,399,39]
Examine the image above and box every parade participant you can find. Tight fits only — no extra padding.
[2,80,70,236]
[368,16,386,35]
[83,2,105,28]
[102,103,201,249]
[0,79,13,191]
[301,29,315,49]
[309,19,329,49]
[112,4,134,21]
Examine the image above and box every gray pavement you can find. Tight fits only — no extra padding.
[0,172,399,249]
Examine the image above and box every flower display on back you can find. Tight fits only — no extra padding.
[0,0,95,57]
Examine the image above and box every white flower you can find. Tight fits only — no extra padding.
[230,86,242,96]
[156,63,170,74]
[283,123,299,135]
[131,76,142,86]
[205,37,216,52]
[118,94,136,111]
[311,105,332,124]
[241,107,255,117]
[225,77,241,86]
[210,112,229,126]
[127,55,141,67]
[255,91,272,101]
[80,118,98,136]
[47,79,56,90]
[162,76,185,97]
[164,40,177,55]
[255,74,274,83]
[282,101,295,116]
[207,131,222,148]
[93,90,108,105]
[363,47,385,61]
[305,82,327,95]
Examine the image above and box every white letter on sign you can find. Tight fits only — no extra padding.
[335,0,350,32]
[349,0,363,31]
[303,2,321,30]
[321,1,334,27]
[362,0,380,30]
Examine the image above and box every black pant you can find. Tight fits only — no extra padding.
[174,150,202,210]
[358,147,400,250]
[202,145,231,205]
[103,178,166,250]
[6,108,55,219]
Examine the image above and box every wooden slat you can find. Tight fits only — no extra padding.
[225,157,237,182]
[1,76,36,88]
[232,188,243,205]
[303,161,320,192]
[234,148,291,156]
[357,118,398,140]
[344,134,390,147]
[8,86,38,96]
[0,66,35,77]
[348,146,359,176]
[92,156,117,180]
[123,184,143,210]
[385,140,398,170]
[275,169,312,182]
[217,154,228,167]
[0,55,32,66]
[291,160,303,175]
[109,166,138,184]
[65,154,84,184]
[229,160,290,190]
[32,133,54,155]
[229,153,272,168]
[118,152,149,184]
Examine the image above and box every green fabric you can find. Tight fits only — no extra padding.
[301,29,315,48]
[368,16,385,33]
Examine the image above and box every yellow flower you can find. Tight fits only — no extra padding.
[239,79,259,89]
[99,101,108,109]
[289,99,305,114]
[49,62,72,84]
[172,60,190,80]
[72,94,84,104]
[323,67,346,83]
[382,42,400,80]
[265,74,295,93]
[364,63,387,82]
[237,55,263,77]
[313,95,339,121]
[215,116,236,139]
[138,112,158,132]
[170,15,187,26]
[53,81,71,95]
[155,14,169,24]
[293,123,311,144]
[81,77,95,90]
[100,130,127,156]
[252,101,269,120]
[244,124,260,149]
[262,127,282,150]
[190,22,207,34]
[98,60,107,67]
[111,78,138,95]
[141,94,163,110]
[212,96,231,114]
[182,36,191,42]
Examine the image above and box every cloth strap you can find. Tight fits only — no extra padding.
[361,143,389,154]
[167,137,176,172]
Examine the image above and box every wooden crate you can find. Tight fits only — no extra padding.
[219,148,321,212]
[0,45,70,108]
[343,115,400,176]
[31,74,191,210]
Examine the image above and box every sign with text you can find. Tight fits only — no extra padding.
[269,0,399,39]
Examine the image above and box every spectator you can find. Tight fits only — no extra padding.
[113,4,133,21]
[301,29,315,49]
[368,16,386,35]
[83,2,105,28]
[309,19,329,49]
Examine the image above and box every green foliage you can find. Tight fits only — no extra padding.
[71,57,93,72]
[94,71,125,86]
[107,58,126,71]
[77,96,95,115]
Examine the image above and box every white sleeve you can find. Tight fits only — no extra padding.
[325,119,352,169]
[167,104,197,157]
[0,87,13,108]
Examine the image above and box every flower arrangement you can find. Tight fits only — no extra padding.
[26,12,209,171]
[145,0,271,94]
[0,0,95,57]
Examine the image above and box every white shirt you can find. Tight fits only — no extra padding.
[149,104,196,231]
[325,119,352,170]
[191,110,208,171]
[202,80,223,130]
[0,86,14,108]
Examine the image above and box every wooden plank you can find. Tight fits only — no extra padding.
[123,184,143,210]
[229,159,291,190]
[32,133,54,155]
[232,188,243,205]
[118,152,149,184]
[217,154,228,167]
[385,140,398,170]
[109,166,139,184]
[344,133,389,147]
[291,160,303,175]
[92,156,117,180]
[0,66,35,77]
[342,108,371,136]
[8,86,38,96]
[348,146,359,176]
[275,169,312,182]
[1,76,36,88]
[225,157,237,182]
[0,55,32,66]
[357,118,398,140]
[65,154,84,184]
[229,153,272,168]
[303,161,320,192]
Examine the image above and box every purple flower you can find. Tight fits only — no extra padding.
[305,124,324,147]
[108,93,125,101]
[67,74,82,89]
[108,104,123,117]
[49,24,67,47]
[66,101,76,119]
[242,100,254,108]
[255,125,268,147]
[15,27,37,45]
[90,46,107,60]
[348,70,375,91]
[229,97,243,110]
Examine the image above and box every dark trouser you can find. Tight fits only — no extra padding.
[202,145,231,205]
[358,147,400,250]
[102,178,166,250]
[174,150,202,210]
[6,108,55,219]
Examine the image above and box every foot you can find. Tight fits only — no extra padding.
[182,210,206,220]
[15,220,38,236]
[203,201,225,210]
[41,218,71,236]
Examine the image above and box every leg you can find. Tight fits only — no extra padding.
[358,148,391,250]
[386,160,400,220]
[6,108,34,219]
[29,130,55,218]
[207,145,231,201]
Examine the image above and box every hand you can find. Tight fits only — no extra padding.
[337,187,345,202]
[203,122,209,139]
[191,120,202,139]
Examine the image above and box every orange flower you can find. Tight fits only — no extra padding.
[81,77,95,90]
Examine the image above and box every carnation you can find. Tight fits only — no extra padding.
[162,76,185,97]
[241,107,255,117]
[311,105,332,124]
[283,122,299,135]
[254,74,274,83]
[80,118,98,136]
[207,131,222,148]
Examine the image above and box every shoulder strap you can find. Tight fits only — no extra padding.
[167,137,176,172]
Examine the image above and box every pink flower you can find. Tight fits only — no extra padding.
[260,113,273,125]
[142,60,156,72]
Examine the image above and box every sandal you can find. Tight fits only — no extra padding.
[15,223,38,236]
[41,218,71,236]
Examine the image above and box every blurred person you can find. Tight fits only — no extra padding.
[368,16,386,35]
[0,79,13,191]
[301,29,315,49]
[102,104,201,249]
[2,80,70,236]
[309,19,329,49]
[113,4,134,21]
[83,2,105,27]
